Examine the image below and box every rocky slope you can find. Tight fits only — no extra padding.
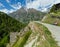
[9,7,46,23]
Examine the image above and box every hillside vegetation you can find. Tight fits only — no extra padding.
[42,3,60,26]
[0,12,26,47]
[50,3,60,13]
[9,22,59,47]
[42,13,60,26]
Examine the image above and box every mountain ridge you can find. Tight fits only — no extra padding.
[9,8,46,23]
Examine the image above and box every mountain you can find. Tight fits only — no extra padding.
[9,7,46,23]
[0,0,54,13]
[0,12,26,47]
[5,3,60,47]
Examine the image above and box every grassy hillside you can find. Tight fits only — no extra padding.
[35,23,59,47]
[10,22,59,47]
[0,12,26,47]
[50,3,60,13]
[42,3,60,26]
[26,22,58,47]
[42,14,60,26]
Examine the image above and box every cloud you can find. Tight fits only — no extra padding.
[10,2,22,10]
[8,9,16,13]
[26,0,60,12]
[1,0,60,13]
[0,3,4,7]
[40,8,48,12]
[54,0,60,4]
[6,0,10,3]
[0,2,22,13]
[26,0,54,8]
[0,1,22,13]
[0,9,15,13]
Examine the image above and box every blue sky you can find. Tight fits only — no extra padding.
[0,0,60,13]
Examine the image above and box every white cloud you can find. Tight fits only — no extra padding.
[8,9,16,13]
[26,0,60,11]
[41,8,48,12]
[10,2,22,10]
[0,9,9,13]
[0,3,4,7]
[26,0,54,8]
[6,0,10,3]
[0,2,22,13]
[54,0,60,4]
[1,0,60,13]
[0,9,15,13]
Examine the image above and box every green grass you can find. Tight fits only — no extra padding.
[0,35,9,47]
[34,23,59,47]
[12,30,32,47]
[0,12,27,47]
[42,14,60,26]
[43,27,58,47]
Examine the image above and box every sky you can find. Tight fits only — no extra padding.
[0,0,60,13]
